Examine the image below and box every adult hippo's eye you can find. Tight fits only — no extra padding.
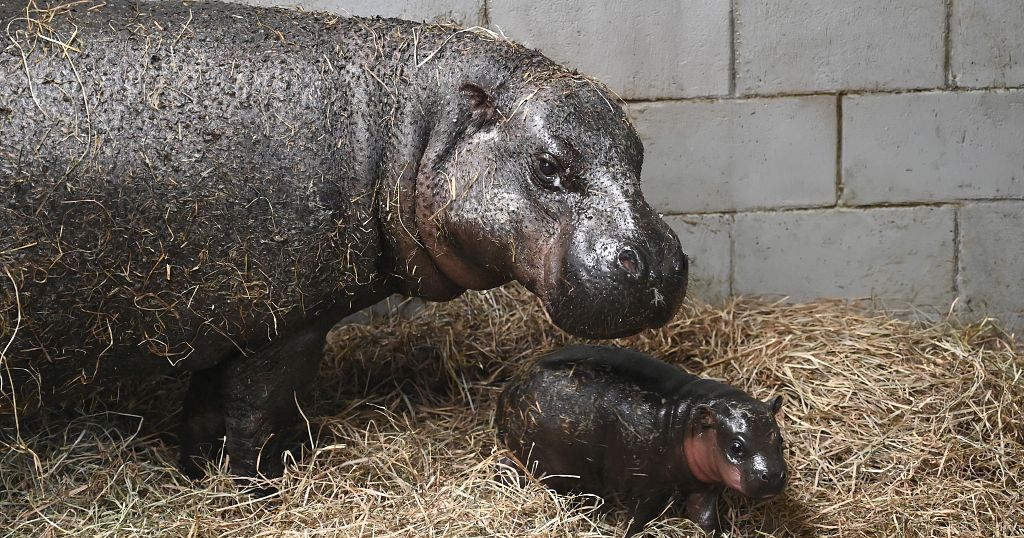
[533,154,565,191]
[728,440,746,458]
[538,157,558,177]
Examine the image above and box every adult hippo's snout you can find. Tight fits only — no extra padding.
[541,205,688,339]
[613,224,689,287]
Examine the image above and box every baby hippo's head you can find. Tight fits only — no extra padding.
[686,394,788,499]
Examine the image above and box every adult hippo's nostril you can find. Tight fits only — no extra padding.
[617,248,648,280]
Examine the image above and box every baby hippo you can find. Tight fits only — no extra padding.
[497,345,787,537]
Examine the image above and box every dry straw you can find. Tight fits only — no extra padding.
[2,284,1021,537]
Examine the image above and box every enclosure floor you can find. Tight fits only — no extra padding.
[2,284,1022,537]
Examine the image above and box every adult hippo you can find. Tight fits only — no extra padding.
[0,0,688,478]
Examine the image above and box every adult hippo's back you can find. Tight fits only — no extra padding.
[0,0,687,477]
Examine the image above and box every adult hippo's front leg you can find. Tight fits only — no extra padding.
[180,298,384,479]
[177,325,326,480]
[219,319,329,479]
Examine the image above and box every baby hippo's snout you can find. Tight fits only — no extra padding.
[753,467,788,498]
[764,468,787,487]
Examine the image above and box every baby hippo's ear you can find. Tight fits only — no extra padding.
[459,82,500,128]
[694,404,716,431]
[768,395,783,415]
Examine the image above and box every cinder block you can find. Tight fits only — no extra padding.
[736,0,945,94]
[987,312,1023,341]
[228,0,483,24]
[958,202,1024,314]
[996,313,1024,340]
[489,0,730,99]
[630,97,837,214]
[953,1,1024,88]
[664,214,732,303]
[842,90,1024,205]
[733,207,956,305]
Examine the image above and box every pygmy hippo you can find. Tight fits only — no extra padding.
[497,345,787,536]
[0,1,688,479]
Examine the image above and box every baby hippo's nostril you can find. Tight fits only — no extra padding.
[761,469,787,485]
[617,248,647,279]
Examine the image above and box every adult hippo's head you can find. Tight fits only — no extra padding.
[389,49,687,339]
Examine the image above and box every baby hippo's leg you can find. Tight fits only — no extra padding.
[623,494,671,538]
[684,488,723,536]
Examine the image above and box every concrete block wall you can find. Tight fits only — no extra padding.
[235,0,1024,331]
[493,0,1024,333]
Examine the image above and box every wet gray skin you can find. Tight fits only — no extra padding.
[701,390,788,500]
[498,345,787,537]
[419,82,688,338]
[0,1,686,478]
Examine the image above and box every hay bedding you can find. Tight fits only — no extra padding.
[1,284,1021,537]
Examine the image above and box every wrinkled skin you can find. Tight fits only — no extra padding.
[0,1,687,478]
[419,83,687,338]
[497,345,787,537]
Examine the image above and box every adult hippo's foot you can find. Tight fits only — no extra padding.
[178,312,343,480]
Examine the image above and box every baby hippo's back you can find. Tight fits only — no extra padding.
[497,345,696,498]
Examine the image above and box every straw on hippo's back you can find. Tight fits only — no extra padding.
[0,1,687,479]
[498,345,787,537]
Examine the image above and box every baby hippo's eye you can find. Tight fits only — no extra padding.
[728,440,746,458]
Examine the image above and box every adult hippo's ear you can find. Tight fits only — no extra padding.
[459,82,500,128]
[768,395,783,415]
